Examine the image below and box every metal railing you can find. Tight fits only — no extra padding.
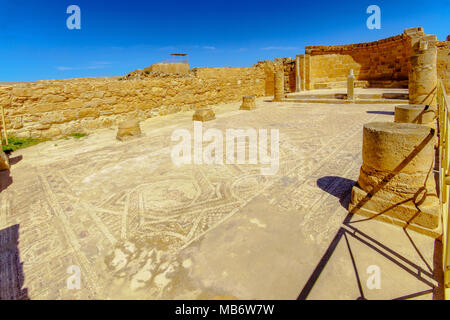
[437,78,450,299]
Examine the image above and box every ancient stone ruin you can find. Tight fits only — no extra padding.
[116,120,142,141]
[0,24,449,300]
[349,122,439,236]
[192,107,216,122]
[0,27,447,140]
[239,96,256,110]
[348,27,447,237]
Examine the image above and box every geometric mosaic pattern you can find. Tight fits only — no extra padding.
[1,99,430,299]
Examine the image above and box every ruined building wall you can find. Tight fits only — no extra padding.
[295,30,449,91]
[148,62,190,74]
[437,40,450,93]
[1,30,448,140]
[0,66,265,139]
[253,58,295,95]
[301,34,412,89]
[283,59,296,93]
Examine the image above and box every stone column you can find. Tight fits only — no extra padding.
[0,150,9,171]
[273,70,284,102]
[240,96,256,110]
[394,104,436,128]
[305,53,311,90]
[347,69,355,101]
[299,55,306,91]
[349,122,440,237]
[295,55,301,92]
[409,35,438,107]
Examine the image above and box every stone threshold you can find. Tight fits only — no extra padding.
[281,98,410,104]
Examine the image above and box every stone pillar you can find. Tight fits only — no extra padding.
[305,53,311,90]
[295,55,301,92]
[240,96,256,110]
[273,70,284,102]
[394,104,436,128]
[193,107,215,122]
[349,122,440,237]
[347,69,355,101]
[299,55,306,91]
[409,35,438,107]
[116,120,142,141]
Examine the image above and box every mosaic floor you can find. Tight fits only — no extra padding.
[0,97,442,299]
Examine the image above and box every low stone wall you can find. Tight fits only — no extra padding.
[0,66,265,139]
[148,62,190,74]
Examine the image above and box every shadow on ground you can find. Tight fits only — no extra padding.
[297,210,443,300]
[0,155,22,193]
[304,130,443,300]
[301,167,444,300]
[317,176,355,208]
[366,111,395,115]
[0,224,29,300]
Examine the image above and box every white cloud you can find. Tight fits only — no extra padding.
[90,61,112,65]
[158,45,178,51]
[56,66,75,71]
[261,46,300,50]
[56,62,112,71]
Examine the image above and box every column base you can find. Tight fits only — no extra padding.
[193,108,216,122]
[348,184,441,238]
[116,120,142,141]
[0,150,10,171]
[240,96,256,110]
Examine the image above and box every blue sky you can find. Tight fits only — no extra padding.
[0,0,449,82]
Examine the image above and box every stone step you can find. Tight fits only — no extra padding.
[283,98,409,104]
[289,93,409,100]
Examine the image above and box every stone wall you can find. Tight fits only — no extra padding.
[1,28,448,140]
[0,66,265,139]
[283,59,296,93]
[302,33,412,89]
[295,29,449,91]
[148,62,190,74]
[253,58,295,95]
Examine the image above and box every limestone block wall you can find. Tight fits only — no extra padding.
[283,59,296,93]
[148,62,190,74]
[255,58,290,95]
[0,66,265,139]
[304,33,412,89]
